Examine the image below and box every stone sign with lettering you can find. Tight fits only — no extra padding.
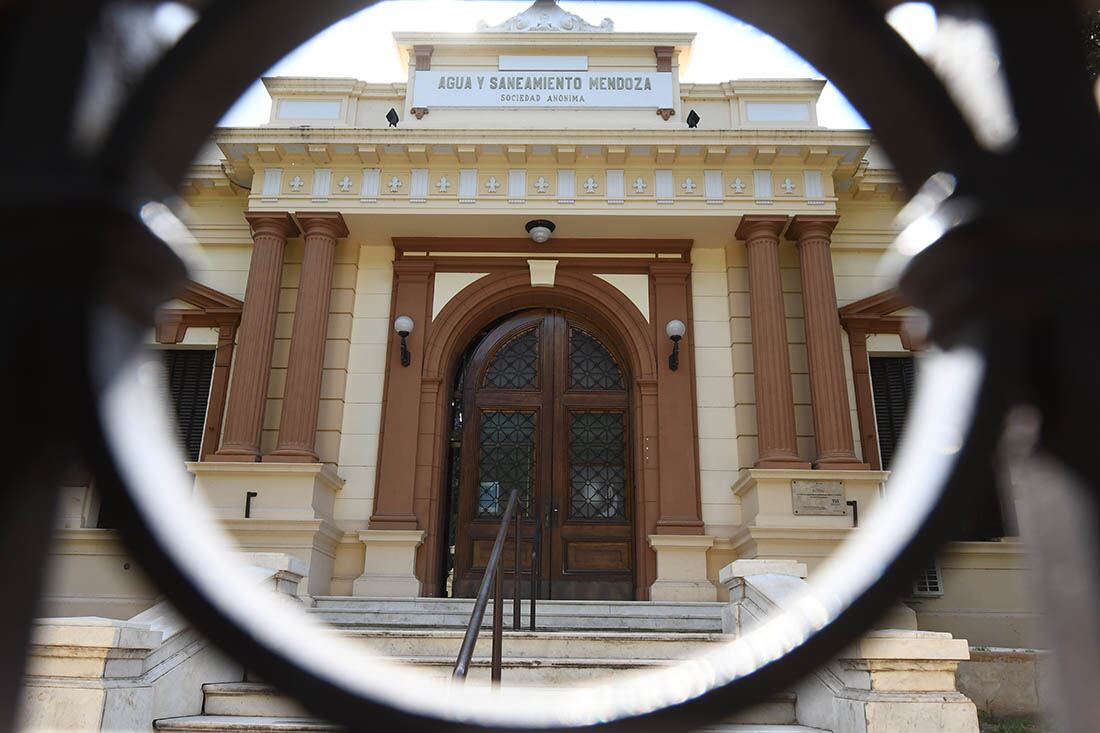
[412,70,673,108]
[791,480,847,516]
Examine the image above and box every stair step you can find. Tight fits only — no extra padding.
[154,716,338,732]
[203,683,307,718]
[312,598,723,611]
[339,628,728,660]
[201,681,794,724]
[308,598,725,633]
[156,716,820,733]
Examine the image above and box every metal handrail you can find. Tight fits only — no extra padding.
[452,489,535,684]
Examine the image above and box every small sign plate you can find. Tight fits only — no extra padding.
[791,480,847,516]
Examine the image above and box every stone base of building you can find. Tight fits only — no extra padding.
[733,467,889,529]
[188,462,345,596]
[353,529,425,597]
[647,534,717,601]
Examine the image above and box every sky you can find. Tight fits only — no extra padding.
[213,0,910,129]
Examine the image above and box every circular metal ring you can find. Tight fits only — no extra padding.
[75,1,1006,730]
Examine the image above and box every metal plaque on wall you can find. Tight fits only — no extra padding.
[791,480,847,515]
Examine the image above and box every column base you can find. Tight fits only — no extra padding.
[813,457,870,471]
[647,534,716,601]
[733,467,888,530]
[263,449,320,463]
[755,457,812,469]
[353,529,425,597]
[211,449,261,463]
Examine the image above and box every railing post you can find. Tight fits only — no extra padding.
[492,561,503,685]
[530,519,539,631]
[514,506,521,631]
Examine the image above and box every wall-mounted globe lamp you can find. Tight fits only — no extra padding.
[666,319,686,371]
[394,315,414,367]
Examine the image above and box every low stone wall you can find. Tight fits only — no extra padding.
[19,554,305,732]
[957,648,1053,718]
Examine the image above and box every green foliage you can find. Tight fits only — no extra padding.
[1083,10,1100,81]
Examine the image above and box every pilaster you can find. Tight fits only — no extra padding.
[370,259,436,530]
[649,261,704,534]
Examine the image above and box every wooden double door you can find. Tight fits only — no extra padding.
[451,310,634,600]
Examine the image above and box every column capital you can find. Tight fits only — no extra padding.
[244,211,299,239]
[294,211,349,239]
[648,260,692,282]
[735,214,789,241]
[393,259,436,280]
[786,214,840,243]
[413,44,434,71]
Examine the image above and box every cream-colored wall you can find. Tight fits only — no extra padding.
[690,248,741,537]
[40,530,158,619]
[334,244,394,526]
[912,541,1040,648]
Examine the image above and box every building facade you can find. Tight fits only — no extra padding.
[48,0,1035,651]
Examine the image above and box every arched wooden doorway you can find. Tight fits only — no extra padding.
[450,309,634,600]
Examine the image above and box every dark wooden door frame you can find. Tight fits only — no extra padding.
[451,309,634,600]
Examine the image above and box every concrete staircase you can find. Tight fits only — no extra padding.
[154,598,827,733]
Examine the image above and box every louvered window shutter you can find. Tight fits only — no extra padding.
[869,356,915,470]
[162,350,216,461]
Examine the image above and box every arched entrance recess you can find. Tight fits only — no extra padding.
[412,270,670,599]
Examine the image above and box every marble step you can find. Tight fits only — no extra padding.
[156,718,821,733]
[154,717,338,732]
[339,628,728,660]
[309,598,725,633]
[199,682,796,726]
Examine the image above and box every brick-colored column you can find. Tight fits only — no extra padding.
[845,324,881,470]
[370,260,436,530]
[214,213,298,461]
[650,262,704,535]
[788,215,867,469]
[266,213,348,462]
[735,215,809,468]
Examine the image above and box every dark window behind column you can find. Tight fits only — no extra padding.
[870,355,1005,540]
[163,349,215,462]
[869,356,916,470]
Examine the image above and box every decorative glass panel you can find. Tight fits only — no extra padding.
[477,410,536,518]
[569,327,624,390]
[483,327,539,389]
[569,411,627,520]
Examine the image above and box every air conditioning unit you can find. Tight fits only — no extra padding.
[911,562,944,597]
